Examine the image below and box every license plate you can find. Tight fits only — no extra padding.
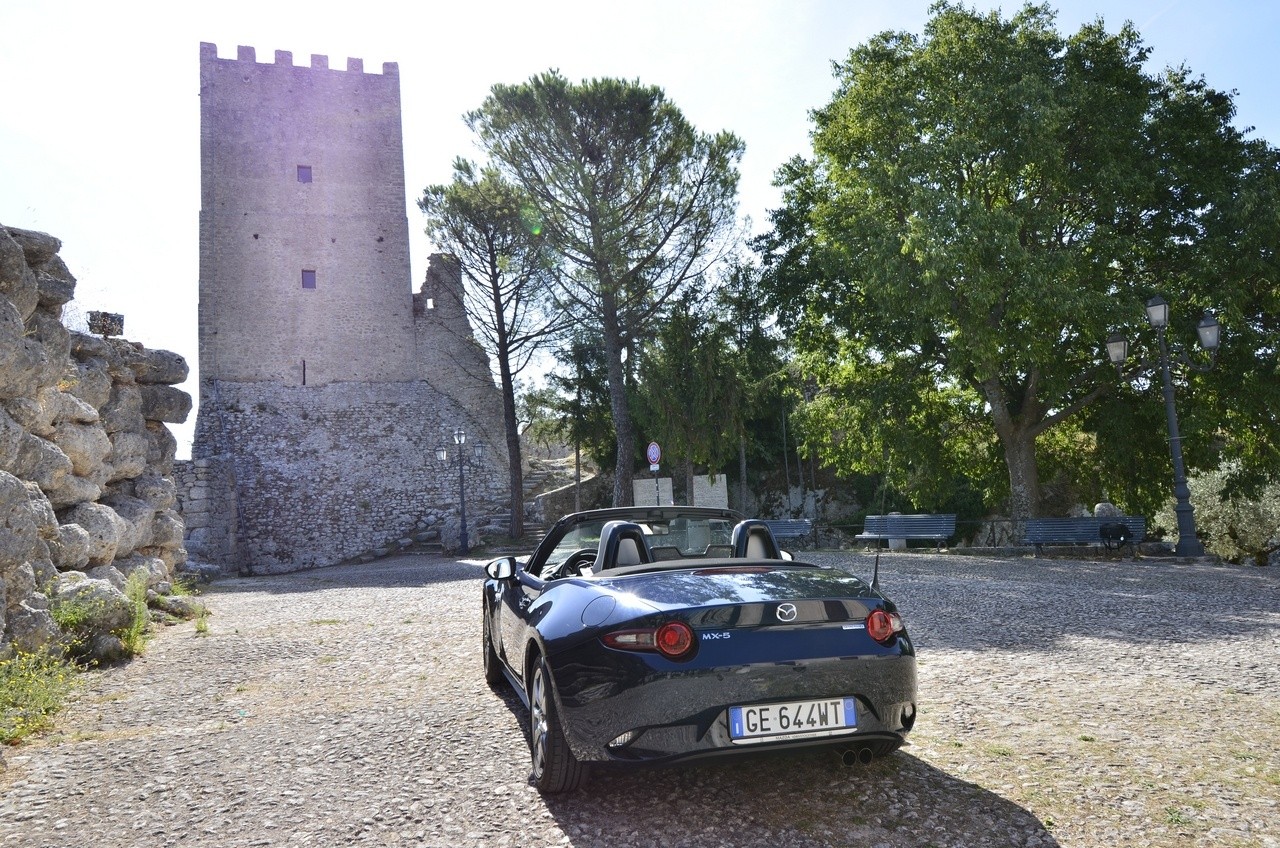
[729,697,857,744]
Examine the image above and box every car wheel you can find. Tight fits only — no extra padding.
[528,655,587,793]
[482,610,504,687]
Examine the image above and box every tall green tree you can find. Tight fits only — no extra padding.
[467,71,743,506]
[419,159,561,537]
[636,290,743,502]
[759,2,1270,522]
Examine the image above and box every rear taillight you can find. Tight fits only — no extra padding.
[866,609,904,645]
[602,621,697,660]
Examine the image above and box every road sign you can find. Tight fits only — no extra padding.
[646,441,661,465]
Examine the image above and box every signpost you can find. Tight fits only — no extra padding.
[647,442,661,505]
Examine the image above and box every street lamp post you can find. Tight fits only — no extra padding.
[1106,296,1220,558]
[435,427,484,555]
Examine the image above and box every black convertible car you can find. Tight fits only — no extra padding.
[481,506,917,792]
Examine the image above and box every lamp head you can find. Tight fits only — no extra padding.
[1196,312,1220,351]
[453,427,465,445]
[1106,333,1129,365]
[1144,295,1169,329]
[434,446,447,463]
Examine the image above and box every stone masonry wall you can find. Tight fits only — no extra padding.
[1,224,192,657]
[192,379,508,573]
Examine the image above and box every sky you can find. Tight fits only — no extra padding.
[2,0,1277,457]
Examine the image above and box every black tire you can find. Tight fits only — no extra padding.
[528,655,588,793]
[482,610,504,687]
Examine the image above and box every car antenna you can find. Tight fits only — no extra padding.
[872,454,891,593]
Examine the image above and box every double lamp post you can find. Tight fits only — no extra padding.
[436,427,483,555]
[1106,296,1220,558]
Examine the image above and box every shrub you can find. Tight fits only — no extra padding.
[1157,463,1280,565]
[0,651,80,744]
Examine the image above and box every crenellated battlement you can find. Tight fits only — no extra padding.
[198,42,398,76]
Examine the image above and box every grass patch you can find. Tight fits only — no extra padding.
[986,744,1014,758]
[116,570,151,655]
[0,651,80,744]
[194,611,210,635]
[309,619,343,626]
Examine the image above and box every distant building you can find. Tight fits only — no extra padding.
[190,43,506,573]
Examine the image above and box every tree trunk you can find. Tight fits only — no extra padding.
[499,369,524,538]
[738,434,748,513]
[600,291,634,506]
[982,379,1041,532]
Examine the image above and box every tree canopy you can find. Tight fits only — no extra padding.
[467,70,743,505]
[418,159,561,536]
[759,1,1277,522]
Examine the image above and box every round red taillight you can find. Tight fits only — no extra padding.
[654,621,695,659]
[866,609,900,645]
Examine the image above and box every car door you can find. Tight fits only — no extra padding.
[496,563,546,686]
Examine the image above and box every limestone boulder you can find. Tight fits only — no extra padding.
[106,430,149,483]
[139,384,192,424]
[151,592,207,620]
[0,299,46,399]
[130,349,189,386]
[101,494,155,557]
[23,482,58,542]
[50,574,134,661]
[85,564,126,591]
[59,502,127,566]
[0,227,39,320]
[145,421,177,473]
[65,357,113,411]
[131,473,177,511]
[35,254,76,308]
[3,602,63,655]
[26,311,72,387]
[149,509,185,549]
[51,420,112,478]
[42,473,102,510]
[49,522,91,571]
[100,384,144,434]
[114,554,169,590]
[1,471,39,575]
[5,226,61,267]
[44,386,100,427]
[11,432,71,491]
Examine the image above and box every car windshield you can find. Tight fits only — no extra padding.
[539,514,738,575]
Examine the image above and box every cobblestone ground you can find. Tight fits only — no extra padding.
[1,552,1277,848]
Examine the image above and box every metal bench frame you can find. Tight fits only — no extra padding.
[856,514,956,551]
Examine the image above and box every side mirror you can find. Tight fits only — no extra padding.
[485,557,516,580]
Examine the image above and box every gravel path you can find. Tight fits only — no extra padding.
[2,551,1277,848]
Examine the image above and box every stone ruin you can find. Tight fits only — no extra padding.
[1,224,196,663]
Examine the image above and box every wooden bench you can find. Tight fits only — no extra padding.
[763,519,814,541]
[1023,516,1147,557]
[856,514,956,551]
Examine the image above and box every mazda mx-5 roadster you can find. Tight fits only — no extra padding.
[480,506,917,793]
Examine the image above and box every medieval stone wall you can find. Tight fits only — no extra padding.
[1,224,191,657]
[190,379,507,573]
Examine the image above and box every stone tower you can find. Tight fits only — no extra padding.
[192,44,507,573]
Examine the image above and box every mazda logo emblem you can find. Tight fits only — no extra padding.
[776,603,798,622]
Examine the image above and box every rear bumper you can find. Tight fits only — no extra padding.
[551,650,917,763]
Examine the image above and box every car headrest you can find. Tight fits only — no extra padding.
[731,519,782,559]
[598,520,652,569]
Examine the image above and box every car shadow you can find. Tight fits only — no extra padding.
[201,554,486,595]
[487,683,1058,846]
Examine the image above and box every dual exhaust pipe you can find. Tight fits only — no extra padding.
[839,747,875,767]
